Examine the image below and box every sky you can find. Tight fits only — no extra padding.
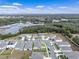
[0,0,79,14]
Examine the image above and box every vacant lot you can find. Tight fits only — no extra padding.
[0,49,32,59]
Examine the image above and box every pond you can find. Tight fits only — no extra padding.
[0,22,43,35]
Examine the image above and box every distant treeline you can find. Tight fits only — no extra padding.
[0,24,72,39]
[0,15,79,26]
[20,24,72,38]
[0,15,79,44]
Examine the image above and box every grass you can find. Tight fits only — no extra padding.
[1,49,12,55]
[21,51,32,59]
[33,48,46,52]
[0,50,2,52]
[11,50,32,59]
[35,37,42,40]
[33,48,48,57]
[0,50,32,59]
[41,42,46,48]
[58,55,68,59]
[21,55,29,59]
[54,43,60,50]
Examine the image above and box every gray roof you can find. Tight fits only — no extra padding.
[64,52,79,59]
[56,42,70,46]
[54,37,62,40]
[24,41,32,50]
[15,40,25,50]
[43,40,51,48]
[33,40,41,49]
[0,40,7,48]
[60,46,72,51]
[31,52,43,59]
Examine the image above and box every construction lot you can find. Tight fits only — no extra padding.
[0,33,79,59]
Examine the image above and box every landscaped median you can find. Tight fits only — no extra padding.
[54,43,60,50]
[35,36,42,40]
[58,55,68,59]
[42,42,50,57]
[33,48,46,52]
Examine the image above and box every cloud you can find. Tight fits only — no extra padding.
[0,5,18,9]
[58,6,68,9]
[12,3,22,6]
[36,5,45,8]
[0,5,79,14]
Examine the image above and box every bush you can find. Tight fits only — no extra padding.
[72,36,79,45]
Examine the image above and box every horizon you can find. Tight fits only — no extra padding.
[0,0,79,14]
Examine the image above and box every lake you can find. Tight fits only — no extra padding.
[0,22,43,35]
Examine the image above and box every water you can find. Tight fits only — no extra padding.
[0,23,24,35]
[0,22,43,35]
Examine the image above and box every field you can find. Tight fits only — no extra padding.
[0,49,32,59]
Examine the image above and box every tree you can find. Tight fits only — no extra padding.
[32,43,34,50]
[72,36,79,45]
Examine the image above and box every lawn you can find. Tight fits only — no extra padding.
[1,49,12,55]
[33,48,46,52]
[35,37,42,40]
[58,55,68,59]
[0,49,12,59]
[21,51,32,59]
[54,43,60,50]
[41,42,46,48]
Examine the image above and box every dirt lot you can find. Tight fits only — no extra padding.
[0,49,32,59]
